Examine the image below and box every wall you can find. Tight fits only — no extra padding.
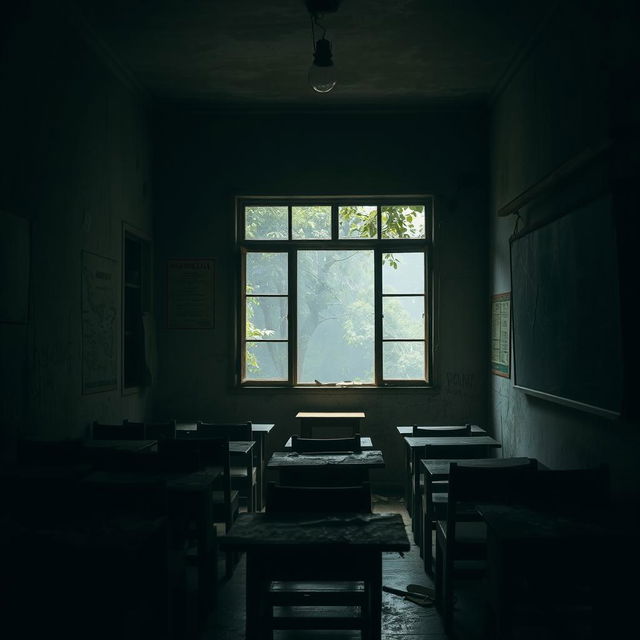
[153,109,489,490]
[0,2,154,458]
[489,0,640,501]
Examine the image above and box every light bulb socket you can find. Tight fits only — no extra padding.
[313,38,333,67]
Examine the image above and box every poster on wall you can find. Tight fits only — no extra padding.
[167,258,215,329]
[491,291,511,378]
[0,211,30,323]
[82,251,118,394]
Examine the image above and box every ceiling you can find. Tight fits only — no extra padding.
[74,0,553,109]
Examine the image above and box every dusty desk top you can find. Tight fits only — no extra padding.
[420,457,532,479]
[219,512,409,550]
[176,422,274,433]
[267,450,385,469]
[83,439,157,452]
[397,425,486,435]
[297,412,365,419]
[476,503,636,542]
[284,436,373,449]
[404,435,501,448]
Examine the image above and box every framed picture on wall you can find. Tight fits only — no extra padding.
[167,258,215,329]
[491,291,511,378]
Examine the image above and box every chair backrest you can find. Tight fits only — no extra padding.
[446,460,540,540]
[412,424,471,437]
[265,481,372,514]
[196,421,252,441]
[92,421,145,440]
[291,434,362,453]
[143,420,177,440]
[522,464,611,511]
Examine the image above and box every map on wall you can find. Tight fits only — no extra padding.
[82,251,118,393]
[491,291,511,378]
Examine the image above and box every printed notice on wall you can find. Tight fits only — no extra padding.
[491,291,511,378]
[167,258,215,329]
[82,251,118,393]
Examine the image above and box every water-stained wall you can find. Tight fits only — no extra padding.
[0,4,154,459]
[489,0,640,501]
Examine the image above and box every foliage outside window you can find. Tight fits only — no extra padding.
[239,198,432,387]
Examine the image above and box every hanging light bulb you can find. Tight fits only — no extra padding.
[309,37,336,93]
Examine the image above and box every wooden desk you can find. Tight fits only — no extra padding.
[419,457,532,574]
[284,436,374,449]
[296,411,365,437]
[82,466,223,623]
[219,512,410,640]
[267,450,384,486]
[84,439,157,453]
[176,422,274,511]
[476,503,637,639]
[396,425,486,514]
[404,435,502,545]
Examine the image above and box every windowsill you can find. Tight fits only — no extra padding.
[237,384,436,392]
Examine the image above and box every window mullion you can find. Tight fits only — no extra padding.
[289,247,297,386]
[374,247,383,385]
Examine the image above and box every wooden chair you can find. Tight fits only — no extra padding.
[92,420,145,440]
[434,460,540,632]
[423,458,538,576]
[260,481,376,637]
[196,421,257,513]
[290,434,362,453]
[408,424,473,548]
[486,465,612,639]
[158,437,240,579]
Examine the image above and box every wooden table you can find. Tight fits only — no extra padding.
[219,512,409,640]
[83,439,158,453]
[284,436,374,449]
[476,503,637,639]
[419,457,533,574]
[267,450,384,486]
[82,466,223,623]
[296,411,365,437]
[176,422,274,511]
[396,425,486,513]
[404,435,502,544]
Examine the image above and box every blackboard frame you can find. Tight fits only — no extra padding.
[509,195,623,420]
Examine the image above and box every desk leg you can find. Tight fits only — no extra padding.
[412,448,421,544]
[246,552,270,640]
[404,442,412,516]
[370,553,383,640]
[197,489,215,621]
[255,433,264,512]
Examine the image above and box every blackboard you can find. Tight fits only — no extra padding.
[510,195,623,417]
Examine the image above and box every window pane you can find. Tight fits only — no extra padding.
[382,252,424,294]
[292,206,331,239]
[338,205,377,239]
[246,252,287,295]
[245,342,287,380]
[245,206,288,240]
[383,342,425,380]
[381,205,426,239]
[297,250,374,383]
[246,296,288,340]
[383,296,424,339]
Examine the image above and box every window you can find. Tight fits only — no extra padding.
[238,198,432,387]
[122,225,151,392]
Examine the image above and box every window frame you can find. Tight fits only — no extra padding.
[237,196,433,388]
